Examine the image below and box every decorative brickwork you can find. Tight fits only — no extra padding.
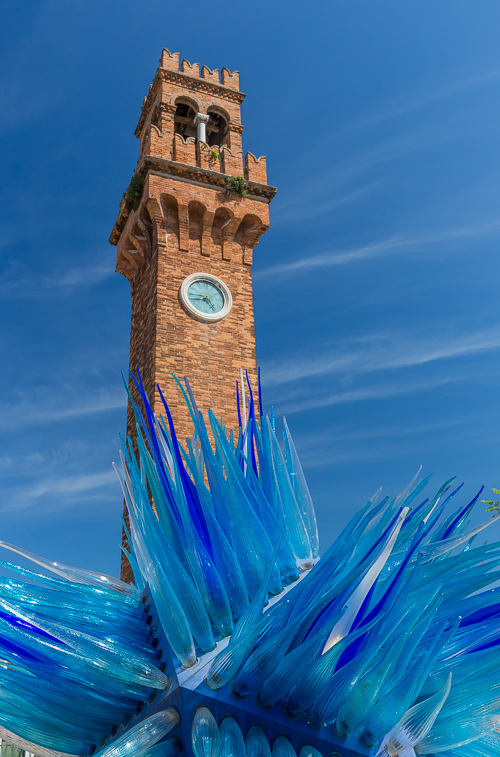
[110,49,276,581]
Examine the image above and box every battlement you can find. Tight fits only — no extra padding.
[131,48,273,193]
[159,48,240,91]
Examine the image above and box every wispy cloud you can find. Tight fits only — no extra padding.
[280,375,464,415]
[0,261,115,298]
[272,70,500,229]
[293,417,467,450]
[43,263,115,289]
[273,179,385,225]
[0,386,126,431]
[334,69,500,140]
[262,326,500,387]
[0,470,118,514]
[256,219,500,280]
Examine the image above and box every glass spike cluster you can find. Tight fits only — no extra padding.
[0,370,499,757]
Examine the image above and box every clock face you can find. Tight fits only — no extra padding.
[180,273,233,322]
[187,279,225,316]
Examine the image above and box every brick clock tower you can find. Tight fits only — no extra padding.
[110,48,276,442]
[109,49,276,576]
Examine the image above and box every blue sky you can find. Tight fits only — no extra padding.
[1,0,500,576]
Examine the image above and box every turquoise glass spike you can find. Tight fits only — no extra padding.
[385,673,452,755]
[271,737,296,757]
[94,710,179,757]
[191,707,221,757]
[220,717,246,757]
[245,727,271,757]
[298,748,322,757]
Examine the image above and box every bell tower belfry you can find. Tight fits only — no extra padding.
[109,48,276,447]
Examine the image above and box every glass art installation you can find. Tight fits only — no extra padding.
[0,369,500,757]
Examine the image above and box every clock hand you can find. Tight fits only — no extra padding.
[202,294,216,311]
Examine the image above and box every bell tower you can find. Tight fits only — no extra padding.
[109,48,276,447]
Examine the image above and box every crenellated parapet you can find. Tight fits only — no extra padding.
[114,172,270,288]
[130,48,268,186]
[245,151,267,184]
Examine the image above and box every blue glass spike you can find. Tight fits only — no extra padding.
[0,595,168,691]
[231,612,302,697]
[121,481,197,668]
[209,412,282,597]
[0,709,94,755]
[243,460,299,584]
[230,532,283,646]
[183,376,200,418]
[236,380,243,431]
[272,737,296,757]
[245,726,271,757]
[257,630,327,709]
[394,514,500,565]
[0,614,154,703]
[94,710,179,757]
[334,619,418,738]
[0,682,107,745]
[206,611,271,690]
[191,707,221,757]
[132,408,182,532]
[263,417,313,569]
[298,748,322,757]
[360,520,427,630]
[425,483,465,542]
[462,601,500,627]
[359,655,431,749]
[0,610,63,643]
[306,621,394,728]
[220,717,245,757]
[157,384,213,555]
[171,373,197,426]
[283,417,319,559]
[129,375,178,504]
[434,506,462,544]
[385,673,452,755]
[120,547,146,593]
[0,541,137,597]
[442,486,484,540]
[149,412,234,638]
[245,371,254,418]
[249,407,259,477]
[402,497,429,527]
[184,440,249,618]
[0,723,80,757]
[124,467,216,652]
[319,507,407,657]
[237,417,252,475]
[245,373,259,476]
[257,367,264,417]
[139,737,183,757]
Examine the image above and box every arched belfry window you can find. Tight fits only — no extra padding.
[206,109,229,148]
[174,102,197,139]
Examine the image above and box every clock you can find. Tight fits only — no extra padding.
[180,273,233,322]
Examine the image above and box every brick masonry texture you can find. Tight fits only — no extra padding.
[110,49,276,581]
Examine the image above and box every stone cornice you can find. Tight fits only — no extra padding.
[109,156,277,246]
[135,69,246,137]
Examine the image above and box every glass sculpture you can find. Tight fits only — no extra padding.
[0,368,499,757]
